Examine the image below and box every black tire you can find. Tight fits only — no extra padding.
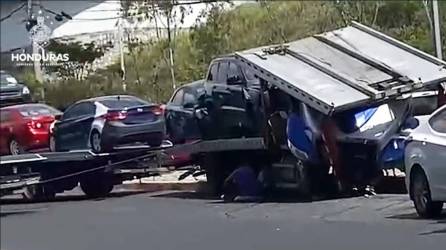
[80,173,114,198]
[49,135,56,152]
[90,130,102,153]
[23,185,56,201]
[147,136,163,147]
[411,169,443,218]
[8,138,24,155]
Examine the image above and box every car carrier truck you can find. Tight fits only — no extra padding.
[179,21,446,196]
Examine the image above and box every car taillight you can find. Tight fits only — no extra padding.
[104,111,127,121]
[27,120,43,129]
[151,106,163,116]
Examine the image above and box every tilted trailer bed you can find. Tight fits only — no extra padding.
[234,21,446,115]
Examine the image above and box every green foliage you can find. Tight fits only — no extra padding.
[16,69,43,101]
[43,0,443,107]
[46,40,105,79]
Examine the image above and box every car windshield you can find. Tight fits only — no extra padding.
[342,104,395,132]
[19,104,61,117]
[0,73,18,86]
[99,97,148,109]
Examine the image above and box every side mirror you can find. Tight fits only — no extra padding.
[54,113,62,120]
[227,75,244,86]
[403,117,419,130]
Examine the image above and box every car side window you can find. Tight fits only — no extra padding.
[208,63,219,81]
[216,62,229,84]
[183,90,197,106]
[171,89,184,105]
[62,104,81,120]
[62,102,94,120]
[227,61,244,82]
[80,102,96,116]
[0,110,11,122]
[429,109,446,133]
[243,66,256,81]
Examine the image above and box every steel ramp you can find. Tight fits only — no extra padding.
[235,22,446,115]
[0,140,173,167]
[0,154,47,165]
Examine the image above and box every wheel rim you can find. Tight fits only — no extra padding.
[414,175,429,211]
[91,133,101,151]
[9,140,21,155]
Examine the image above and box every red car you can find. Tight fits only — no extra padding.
[0,103,62,155]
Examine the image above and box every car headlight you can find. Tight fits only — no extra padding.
[22,86,30,95]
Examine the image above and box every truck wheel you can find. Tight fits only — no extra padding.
[23,185,56,201]
[80,173,114,198]
[202,154,225,195]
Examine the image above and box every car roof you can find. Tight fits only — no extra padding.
[0,103,54,110]
[81,95,148,103]
[180,80,205,90]
[212,55,236,62]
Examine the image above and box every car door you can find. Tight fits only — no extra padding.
[165,88,186,144]
[55,102,96,150]
[70,102,96,149]
[179,88,201,142]
[424,108,446,198]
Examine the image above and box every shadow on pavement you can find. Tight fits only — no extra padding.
[0,210,40,217]
[151,190,356,204]
[0,190,146,205]
[151,191,219,200]
[375,177,407,194]
[387,211,446,235]
[387,212,446,220]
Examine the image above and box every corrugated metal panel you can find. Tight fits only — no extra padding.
[288,37,393,85]
[320,25,446,86]
[238,52,371,114]
[235,22,446,115]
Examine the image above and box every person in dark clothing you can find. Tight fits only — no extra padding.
[222,165,263,202]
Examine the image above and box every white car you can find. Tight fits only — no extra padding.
[405,104,446,218]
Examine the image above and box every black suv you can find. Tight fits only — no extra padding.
[198,55,264,139]
[0,70,32,106]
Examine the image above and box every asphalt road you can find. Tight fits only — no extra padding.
[1,189,445,250]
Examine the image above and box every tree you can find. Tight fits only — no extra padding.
[46,39,106,80]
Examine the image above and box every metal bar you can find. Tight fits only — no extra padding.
[314,34,404,80]
[351,21,446,66]
[432,0,443,60]
[0,155,46,165]
[284,48,381,98]
[36,152,162,185]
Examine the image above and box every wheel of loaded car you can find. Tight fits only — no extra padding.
[49,135,56,152]
[90,130,102,153]
[411,169,444,218]
[8,138,24,155]
[23,185,56,201]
